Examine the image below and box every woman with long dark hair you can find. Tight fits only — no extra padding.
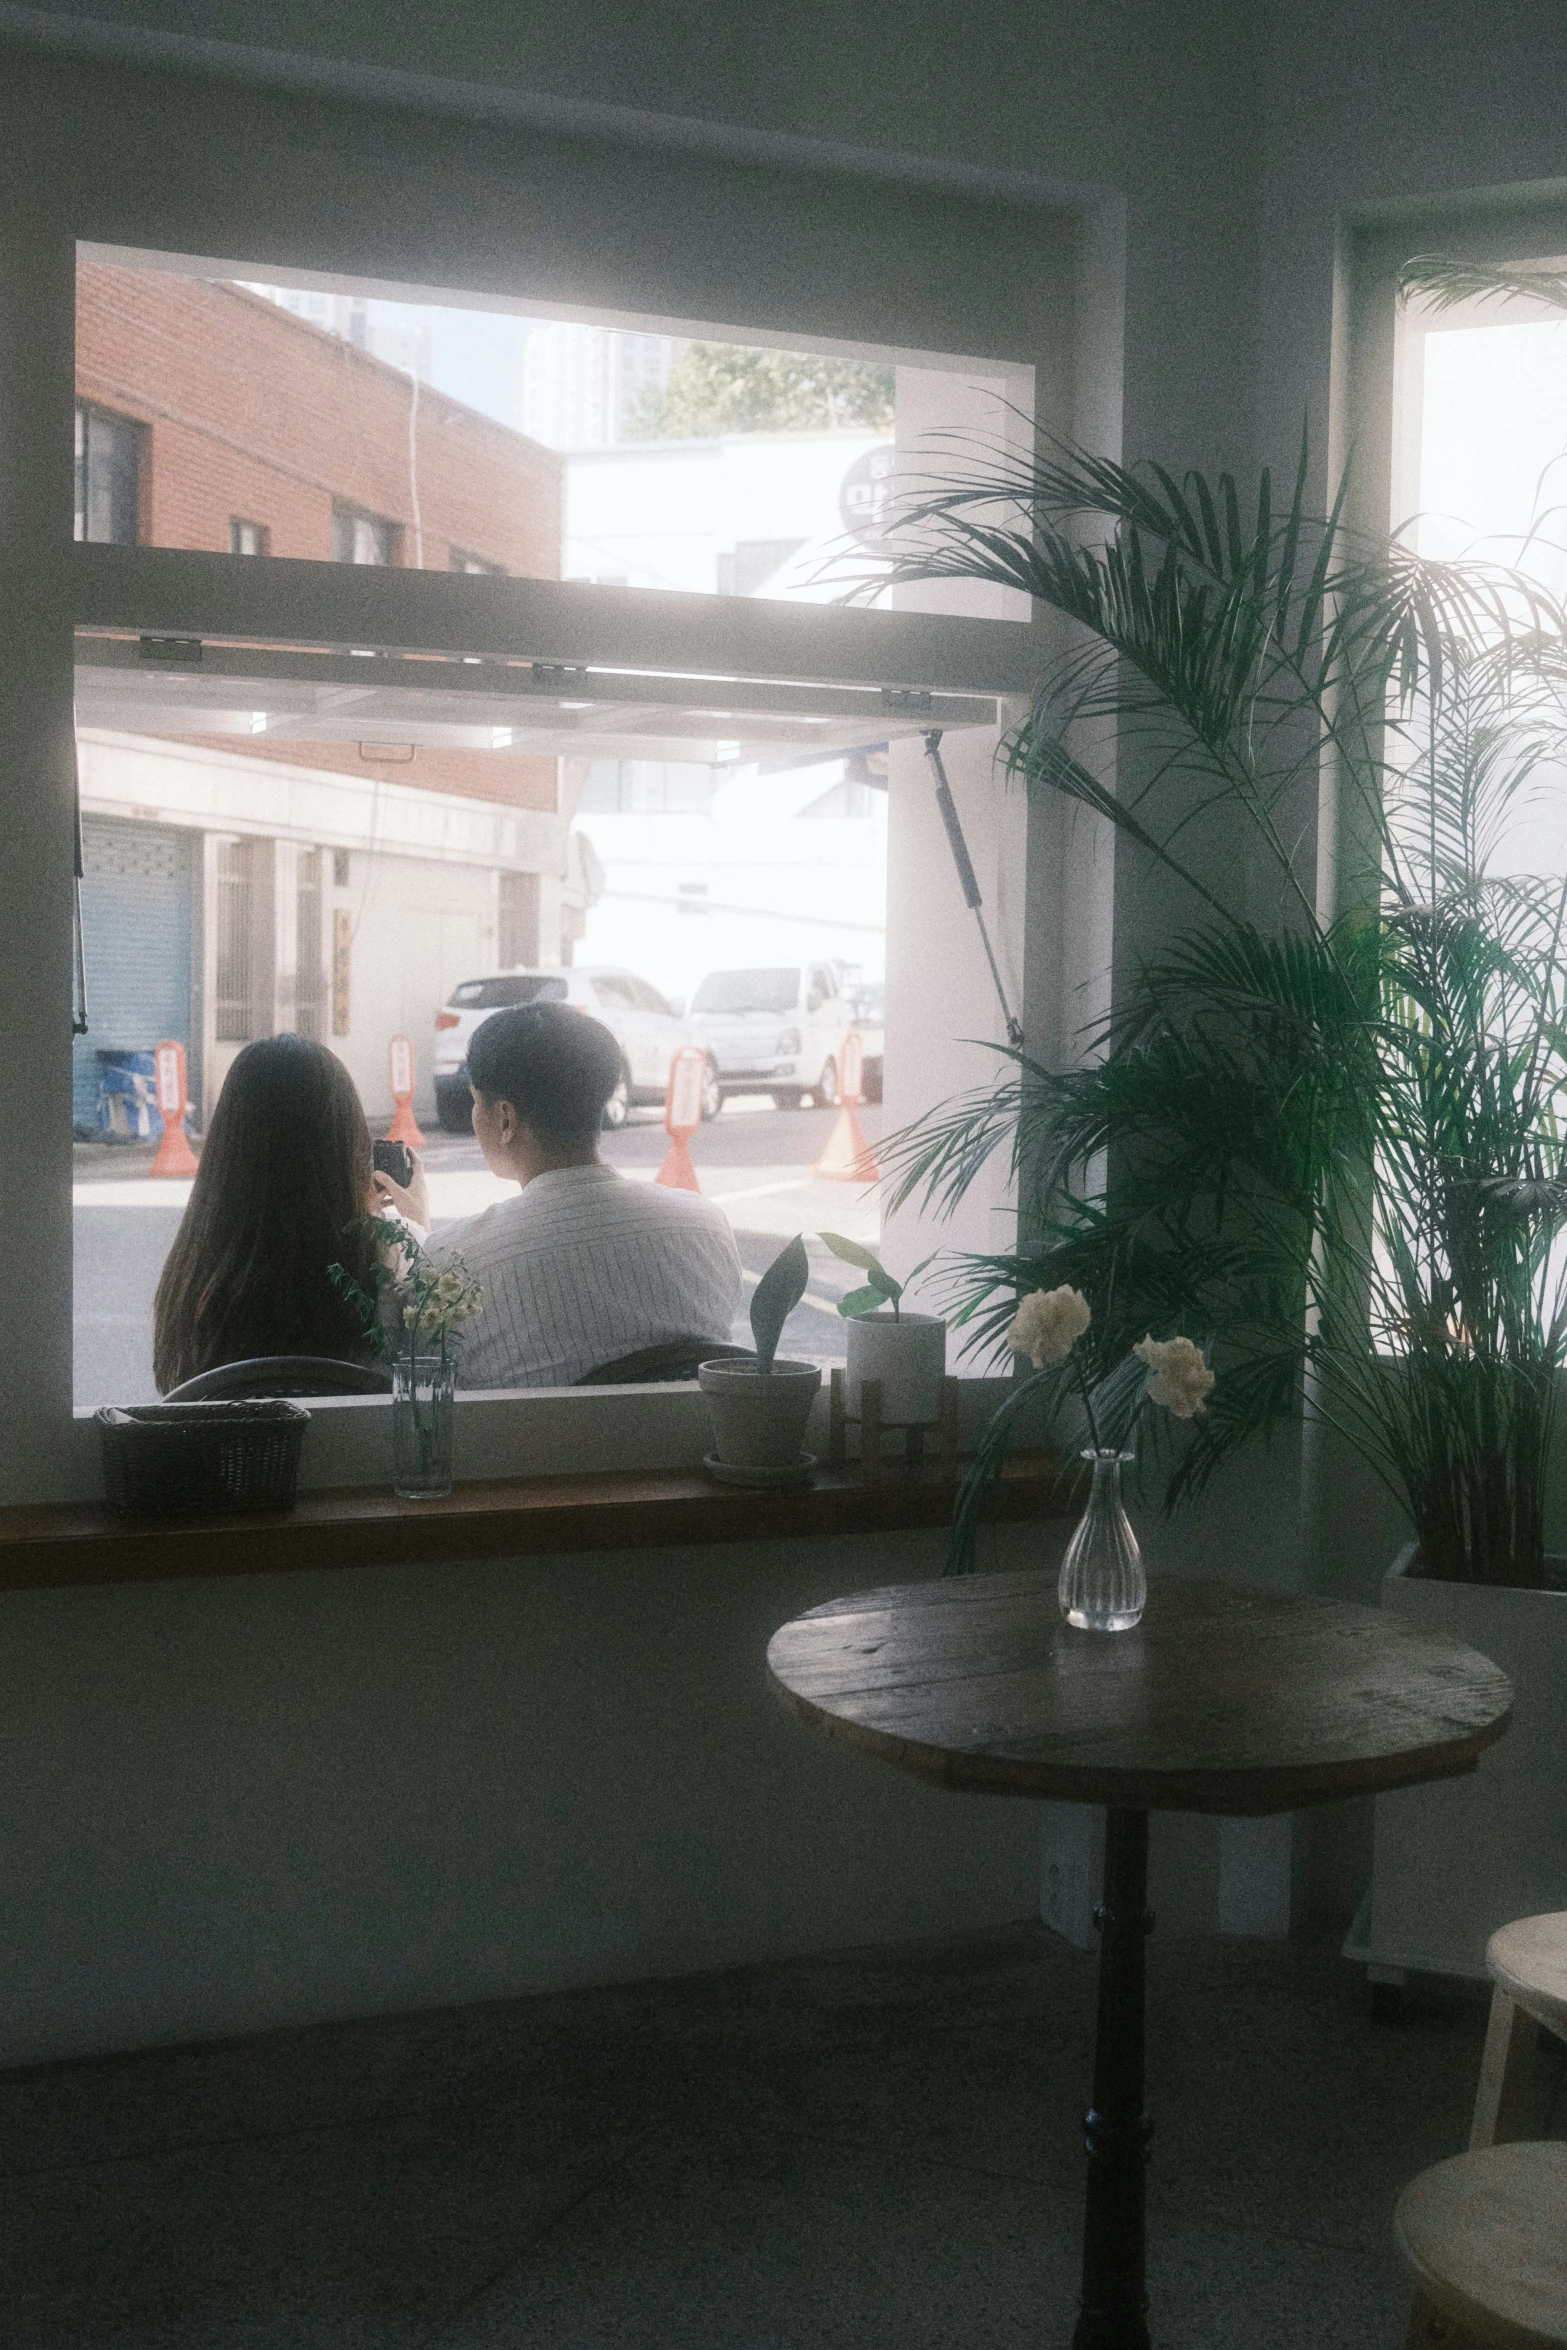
[153,1035,426,1392]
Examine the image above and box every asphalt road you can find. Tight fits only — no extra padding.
[72,1098,884,1409]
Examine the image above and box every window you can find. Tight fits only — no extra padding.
[332,504,399,565]
[63,238,1042,1422]
[1392,261,1567,883]
[448,973,568,1009]
[80,251,1032,619]
[74,403,141,544]
[589,975,638,1010]
[690,968,800,1016]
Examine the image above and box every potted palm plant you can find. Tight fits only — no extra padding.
[869,384,1567,1981]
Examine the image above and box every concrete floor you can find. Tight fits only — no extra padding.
[0,1920,1558,2349]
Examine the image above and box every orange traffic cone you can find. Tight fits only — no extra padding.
[656,1045,707,1191]
[149,1040,199,1177]
[815,1102,879,1182]
[814,1029,880,1182]
[657,1136,701,1191]
[385,1035,427,1149]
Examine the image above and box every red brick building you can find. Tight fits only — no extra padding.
[77,262,560,574]
[75,260,564,812]
[73,262,583,1128]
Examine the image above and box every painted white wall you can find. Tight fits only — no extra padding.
[76,731,569,1119]
[882,361,1031,1298]
[0,0,1564,2032]
[76,732,565,877]
[0,1523,1042,2068]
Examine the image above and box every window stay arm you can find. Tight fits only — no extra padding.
[923,730,1023,1048]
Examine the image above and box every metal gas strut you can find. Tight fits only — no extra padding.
[923,729,1023,1047]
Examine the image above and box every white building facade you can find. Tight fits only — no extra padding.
[75,733,585,1131]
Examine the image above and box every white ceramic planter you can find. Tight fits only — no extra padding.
[844,1312,946,1426]
[1348,1543,1567,1983]
[698,1358,821,1469]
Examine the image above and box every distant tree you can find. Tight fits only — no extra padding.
[628,343,895,439]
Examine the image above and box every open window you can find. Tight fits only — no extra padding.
[70,244,1040,1410]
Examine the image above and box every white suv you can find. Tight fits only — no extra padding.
[684,961,850,1109]
[433,967,721,1132]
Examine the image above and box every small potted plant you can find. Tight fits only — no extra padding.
[820,1233,946,1427]
[699,1235,819,1484]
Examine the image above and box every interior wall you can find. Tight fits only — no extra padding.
[2,0,1566,2034]
[0,1527,1045,2069]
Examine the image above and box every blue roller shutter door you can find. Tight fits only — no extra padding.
[72,819,197,1131]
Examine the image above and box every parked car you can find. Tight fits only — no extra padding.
[432,967,721,1132]
[685,961,854,1109]
[843,977,885,1103]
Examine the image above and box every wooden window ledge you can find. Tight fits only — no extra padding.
[0,1456,1067,1593]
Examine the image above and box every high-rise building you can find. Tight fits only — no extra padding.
[521,322,678,449]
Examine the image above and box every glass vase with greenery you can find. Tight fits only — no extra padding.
[330,1219,483,1499]
[871,406,1567,1586]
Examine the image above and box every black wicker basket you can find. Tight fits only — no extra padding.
[97,1399,310,1518]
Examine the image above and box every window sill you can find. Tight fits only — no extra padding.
[58,1375,1041,1510]
[0,1455,1066,1593]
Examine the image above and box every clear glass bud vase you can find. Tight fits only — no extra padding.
[1058,1449,1145,1631]
[392,1346,456,1500]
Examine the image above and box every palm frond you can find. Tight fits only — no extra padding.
[1399,256,1567,316]
[869,419,1567,1583]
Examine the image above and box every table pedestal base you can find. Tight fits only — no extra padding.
[1072,1807,1152,2350]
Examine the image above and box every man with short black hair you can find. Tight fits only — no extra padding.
[435,1000,742,1387]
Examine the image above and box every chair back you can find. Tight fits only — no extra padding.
[165,1355,393,1401]
[576,1339,752,1386]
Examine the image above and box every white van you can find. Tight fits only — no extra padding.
[684,961,850,1109]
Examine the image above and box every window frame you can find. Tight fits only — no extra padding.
[1329,196,1567,925]
[330,501,401,568]
[0,46,1079,1503]
[73,400,143,547]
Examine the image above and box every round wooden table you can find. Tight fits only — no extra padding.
[767,1569,1513,2350]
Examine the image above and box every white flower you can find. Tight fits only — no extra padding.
[1007,1285,1092,1367]
[1134,1334,1214,1419]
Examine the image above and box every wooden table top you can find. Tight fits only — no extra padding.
[766,1568,1514,1816]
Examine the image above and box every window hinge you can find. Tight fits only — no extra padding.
[881,686,933,714]
[138,635,203,665]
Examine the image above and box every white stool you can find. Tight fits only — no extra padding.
[1396,2142,1567,2349]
